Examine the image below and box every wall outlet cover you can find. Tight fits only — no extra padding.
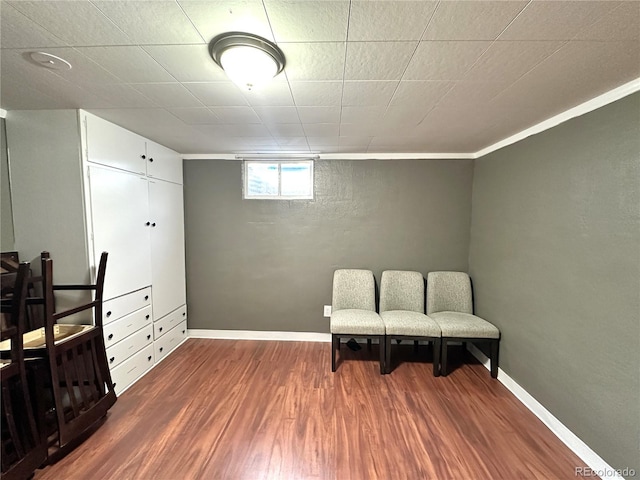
[323,305,331,317]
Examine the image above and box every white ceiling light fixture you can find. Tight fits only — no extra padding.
[209,32,285,91]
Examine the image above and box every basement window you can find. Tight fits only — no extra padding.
[243,160,314,199]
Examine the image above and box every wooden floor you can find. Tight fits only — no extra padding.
[35,338,588,480]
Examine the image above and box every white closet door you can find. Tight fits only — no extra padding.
[149,179,186,319]
[146,140,183,184]
[85,113,147,174]
[88,166,152,300]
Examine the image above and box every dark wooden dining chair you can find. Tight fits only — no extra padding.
[1,261,47,480]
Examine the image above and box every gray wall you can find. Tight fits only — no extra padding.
[1,118,15,251]
[184,159,473,332]
[469,93,640,474]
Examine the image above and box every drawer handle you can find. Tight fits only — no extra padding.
[159,347,163,352]
[148,355,152,361]
[146,315,150,320]
[106,311,112,317]
[108,333,114,340]
[144,295,149,301]
[159,327,163,332]
[109,357,115,363]
[147,334,151,340]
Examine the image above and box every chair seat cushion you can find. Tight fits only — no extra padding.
[430,311,500,339]
[380,311,441,337]
[330,309,385,335]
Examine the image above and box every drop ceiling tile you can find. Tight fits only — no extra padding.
[342,81,398,106]
[210,107,262,124]
[389,81,453,110]
[144,45,227,82]
[499,1,621,41]
[195,123,271,137]
[130,83,203,108]
[464,41,565,83]
[0,76,64,110]
[7,1,131,46]
[252,106,300,124]
[297,106,341,124]
[0,4,67,49]
[92,1,203,44]
[434,81,509,111]
[424,1,527,41]
[307,137,340,147]
[345,42,417,81]
[240,136,279,147]
[340,106,387,124]
[265,123,305,137]
[178,0,274,42]
[403,41,491,81]
[302,123,340,137]
[78,46,176,83]
[281,43,346,81]
[289,81,343,106]
[265,1,349,42]
[90,84,159,108]
[167,107,221,125]
[574,2,640,41]
[348,1,438,41]
[275,137,309,148]
[339,136,372,148]
[242,82,294,106]
[383,106,429,128]
[339,123,380,137]
[183,82,248,106]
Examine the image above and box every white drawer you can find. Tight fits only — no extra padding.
[106,324,153,369]
[110,344,154,395]
[103,305,152,348]
[155,321,187,363]
[154,305,187,340]
[102,287,151,325]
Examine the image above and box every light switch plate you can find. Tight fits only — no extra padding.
[323,305,332,317]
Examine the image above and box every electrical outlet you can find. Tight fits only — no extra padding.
[323,305,332,317]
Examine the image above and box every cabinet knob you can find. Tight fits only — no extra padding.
[146,222,151,226]
[108,333,113,340]
[109,357,115,363]
[159,327,163,332]
[148,355,152,361]
[146,314,150,320]
[182,330,185,334]
[182,312,186,316]
[141,155,146,159]
[149,158,154,162]
[159,347,163,352]
[144,295,149,301]
[106,311,112,317]
[151,223,156,227]
[147,334,151,340]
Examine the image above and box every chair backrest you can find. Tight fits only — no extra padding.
[332,269,376,312]
[426,271,473,315]
[380,270,424,313]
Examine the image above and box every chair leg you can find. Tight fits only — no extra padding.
[385,336,392,374]
[490,339,499,379]
[441,340,448,376]
[379,336,385,375]
[331,335,338,372]
[433,337,441,377]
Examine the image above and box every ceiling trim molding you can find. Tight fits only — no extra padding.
[180,78,640,161]
[0,109,7,119]
[182,152,474,160]
[474,77,640,159]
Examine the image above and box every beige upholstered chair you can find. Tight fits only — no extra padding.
[330,269,385,374]
[427,271,500,378]
[380,270,441,376]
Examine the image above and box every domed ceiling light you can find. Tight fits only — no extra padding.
[209,32,285,91]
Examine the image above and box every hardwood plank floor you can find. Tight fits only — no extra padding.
[34,339,589,480]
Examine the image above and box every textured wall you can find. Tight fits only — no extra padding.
[184,159,473,332]
[469,93,640,474]
[1,118,14,251]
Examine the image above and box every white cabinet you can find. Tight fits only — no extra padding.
[6,109,188,395]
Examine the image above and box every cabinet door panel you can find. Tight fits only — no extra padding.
[89,166,152,300]
[146,141,183,184]
[85,113,146,174]
[149,180,186,319]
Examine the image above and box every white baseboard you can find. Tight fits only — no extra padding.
[466,344,624,480]
[188,329,331,343]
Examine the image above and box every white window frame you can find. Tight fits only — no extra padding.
[243,160,314,200]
